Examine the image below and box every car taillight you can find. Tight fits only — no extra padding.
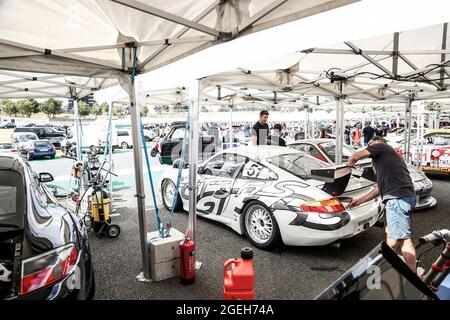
[156,143,159,152]
[300,198,345,213]
[20,243,78,295]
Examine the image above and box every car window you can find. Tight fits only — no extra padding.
[238,160,278,180]
[318,142,355,162]
[0,143,13,149]
[171,127,186,140]
[202,153,245,178]
[117,131,129,137]
[0,171,23,219]
[267,153,329,180]
[34,141,52,147]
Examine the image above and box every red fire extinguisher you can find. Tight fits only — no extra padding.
[179,229,195,285]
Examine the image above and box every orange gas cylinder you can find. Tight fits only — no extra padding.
[223,247,254,300]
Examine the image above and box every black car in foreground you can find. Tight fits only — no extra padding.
[0,155,95,299]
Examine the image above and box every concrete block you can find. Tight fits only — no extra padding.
[147,228,185,281]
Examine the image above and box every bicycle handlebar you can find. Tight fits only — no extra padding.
[418,229,450,246]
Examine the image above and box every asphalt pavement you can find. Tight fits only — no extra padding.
[85,174,450,300]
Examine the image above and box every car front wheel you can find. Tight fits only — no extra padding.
[244,202,281,250]
[121,142,129,149]
[161,179,183,211]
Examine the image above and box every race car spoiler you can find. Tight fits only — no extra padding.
[310,161,375,196]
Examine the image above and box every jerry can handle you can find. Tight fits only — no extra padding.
[224,258,239,278]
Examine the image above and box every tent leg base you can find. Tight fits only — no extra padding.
[136,271,152,283]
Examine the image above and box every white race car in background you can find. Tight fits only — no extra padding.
[288,139,436,210]
[159,146,384,249]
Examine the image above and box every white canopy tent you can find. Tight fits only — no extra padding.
[200,22,450,163]
[0,0,359,280]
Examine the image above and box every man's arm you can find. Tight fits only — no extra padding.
[347,149,371,167]
[252,135,257,146]
[349,186,379,208]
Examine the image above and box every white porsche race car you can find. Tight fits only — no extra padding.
[159,146,384,249]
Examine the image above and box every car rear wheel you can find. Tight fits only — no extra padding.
[161,179,183,211]
[244,202,281,250]
[121,142,129,149]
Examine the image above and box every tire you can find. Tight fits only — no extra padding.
[27,153,33,161]
[86,270,95,300]
[107,224,121,238]
[161,179,183,211]
[150,148,157,157]
[50,154,56,159]
[121,142,129,149]
[243,201,281,250]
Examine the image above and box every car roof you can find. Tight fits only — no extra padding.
[288,139,335,146]
[222,145,301,160]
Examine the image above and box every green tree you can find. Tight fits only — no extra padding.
[91,103,103,119]
[140,105,149,117]
[113,105,122,116]
[17,99,40,117]
[3,100,19,116]
[40,98,63,118]
[101,102,110,114]
[77,100,91,117]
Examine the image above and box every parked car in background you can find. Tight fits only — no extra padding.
[10,132,39,150]
[116,130,133,149]
[159,122,215,165]
[21,140,56,160]
[0,122,16,129]
[288,139,436,210]
[0,154,95,299]
[13,127,65,148]
[0,143,17,154]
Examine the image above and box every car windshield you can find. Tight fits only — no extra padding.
[18,134,37,142]
[266,153,329,180]
[34,141,52,147]
[0,143,13,149]
[318,142,355,162]
[425,136,450,145]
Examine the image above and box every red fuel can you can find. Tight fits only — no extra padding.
[179,236,195,285]
[223,247,254,300]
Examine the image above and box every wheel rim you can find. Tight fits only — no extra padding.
[108,225,120,237]
[245,205,273,244]
[163,180,176,208]
[121,143,127,149]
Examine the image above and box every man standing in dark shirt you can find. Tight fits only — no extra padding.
[252,110,269,145]
[347,136,417,271]
[267,123,286,147]
[362,121,375,146]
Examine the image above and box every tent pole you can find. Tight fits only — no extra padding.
[129,75,150,280]
[73,99,82,160]
[335,81,345,165]
[304,105,308,140]
[109,101,114,199]
[229,99,233,149]
[188,80,200,242]
[404,94,413,163]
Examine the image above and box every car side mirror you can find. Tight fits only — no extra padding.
[197,166,205,174]
[38,172,54,183]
